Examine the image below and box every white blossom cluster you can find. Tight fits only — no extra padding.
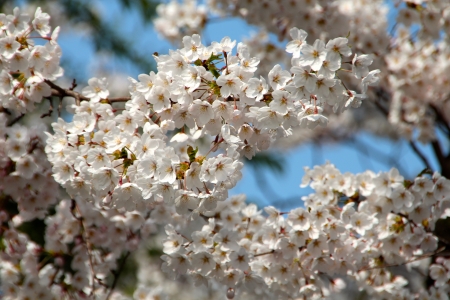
[386,2,450,143]
[0,196,159,299]
[0,7,63,114]
[0,114,59,223]
[154,0,450,146]
[159,163,450,299]
[154,0,208,44]
[45,29,378,214]
[155,0,389,59]
[239,31,291,78]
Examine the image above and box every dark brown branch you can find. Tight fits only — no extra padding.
[254,250,275,257]
[409,141,433,171]
[46,80,89,105]
[45,80,131,105]
[40,98,54,119]
[7,113,25,126]
[430,103,450,135]
[346,137,408,176]
[108,97,132,103]
[432,140,450,178]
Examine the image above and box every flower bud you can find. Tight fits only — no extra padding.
[226,287,235,299]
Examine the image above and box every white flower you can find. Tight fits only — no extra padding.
[429,265,448,287]
[361,69,380,93]
[112,183,142,211]
[291,65,317,93]
[0,36,20,59]
[148,86,170,112]
[306,234,328,258]
[229,247,249,271]
[163,233,184,254]
[286,27,308,57]
[299,39,327,71]
[434,177,450,201]
[216,74,243,98]
[246,76,268,101]
[268,64,291,90]
[189,99,214,126]
[298,105,328,129]
[352,54,373,79]
[158,158,176,184]
[191,251,216,275]
[350,212,376,236]
[288,208,311,230]
[13,155,39,179]
[191,231,214,251]
[82,77,109,102]
[91,167,119,190]
[182,34,204,59]
[32,7,51,36]
[325,37,351,62]
[314,75,336,98]
[213,36,236,53]
[270,90,294,115]
[175,190,198,214]
[67,112,96,134]
[86,148,110,169]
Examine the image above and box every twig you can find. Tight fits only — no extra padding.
[430,103,450,135]
[45,80,89,104]
[108,97,132,103]
[346,136,408,176]
[71,200,97,298]
[254,250,275,257]
[45,80,131,105]
[40,98,54,119]
[358,246,445,272]
[7,113,25,126]
[105,251,131,300]
[409,141,433,171]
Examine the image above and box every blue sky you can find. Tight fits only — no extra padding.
[55,0,442,210]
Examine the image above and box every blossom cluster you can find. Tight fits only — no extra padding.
[160,163,450,299]
[0,196,158,299]
[154,0,208,43]
[154,0,450,145]
[45,28,378,216]
[0,7,63,114]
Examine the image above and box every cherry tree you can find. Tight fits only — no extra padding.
[1,1,450,299]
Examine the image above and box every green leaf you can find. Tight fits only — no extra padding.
[187,146,199,163]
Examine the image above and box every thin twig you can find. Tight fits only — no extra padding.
[7,113,25,126]
[430,103,450,135]
[40,98,54,119]
[409,141,433,171]
[358,246,445,272]
[45,80,131,105]
[254,250,275,257]
[108,97,132,103]
[105,251,131,300]
[71,200,96,298]
[46,80,89,103]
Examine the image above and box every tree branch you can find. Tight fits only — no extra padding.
[430,103,450,135]
[7,113,25,126]
[105,251,131,300]
[409,141,433,171]
[45,80,131,105]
